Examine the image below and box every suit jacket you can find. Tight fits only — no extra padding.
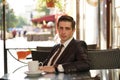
[44,38,90,73]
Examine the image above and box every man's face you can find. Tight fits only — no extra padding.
[57,21,75,43]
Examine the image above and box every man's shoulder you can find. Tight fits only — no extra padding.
[75,40,86,44]
[53,44,60,48]
[75,40,87,49]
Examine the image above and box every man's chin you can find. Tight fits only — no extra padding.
[61,39,67,43]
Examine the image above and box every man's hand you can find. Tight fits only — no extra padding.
[39,66,55,73]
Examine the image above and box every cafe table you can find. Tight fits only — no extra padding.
[1,66,120,80]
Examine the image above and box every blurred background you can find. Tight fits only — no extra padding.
[0,0,120,77]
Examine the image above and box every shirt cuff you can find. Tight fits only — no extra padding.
[57,64,64,72]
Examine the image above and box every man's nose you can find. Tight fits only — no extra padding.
[61,29,66,33]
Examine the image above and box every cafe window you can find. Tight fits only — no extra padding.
[112,0,120,48]
[79,0,106,49]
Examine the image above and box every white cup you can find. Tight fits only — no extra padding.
[28,61,43,72]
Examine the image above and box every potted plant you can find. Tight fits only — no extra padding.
[46,0,55,8]
[40,0,63,10]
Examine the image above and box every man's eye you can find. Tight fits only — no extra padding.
[59,27,63,30]
[66,27,71,30]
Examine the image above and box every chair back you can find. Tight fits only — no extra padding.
[88,49,120,69]
[87,44,97,50]
[31,51,50,62]
[36,46,53,52]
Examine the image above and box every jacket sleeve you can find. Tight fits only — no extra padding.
[62,40,90,73]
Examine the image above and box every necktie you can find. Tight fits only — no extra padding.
[50,44,64,65]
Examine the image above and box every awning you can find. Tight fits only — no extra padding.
[31,15,55,23]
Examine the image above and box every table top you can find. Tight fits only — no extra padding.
[1,66,120,80]
[2,72,94,80]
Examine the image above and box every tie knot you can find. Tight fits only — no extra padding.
[59,44,64,50]
[60,44,64,47]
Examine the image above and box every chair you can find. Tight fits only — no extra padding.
[87,49,120,69]
[36,46,53,52]
[31,51,50,62]
[87,44,97,50]
[17,51,31,60]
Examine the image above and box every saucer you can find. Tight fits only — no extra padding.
[24,71,43,77]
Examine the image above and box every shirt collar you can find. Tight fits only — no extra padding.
[60,37,73,48]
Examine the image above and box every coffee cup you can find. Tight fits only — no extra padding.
[28,61,43,72]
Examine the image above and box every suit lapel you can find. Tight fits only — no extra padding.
[48,44,60,58]
[56,39,76,63]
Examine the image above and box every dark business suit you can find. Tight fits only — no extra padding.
[44,38,90,73]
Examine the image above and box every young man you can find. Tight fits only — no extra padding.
[39,15,90,73]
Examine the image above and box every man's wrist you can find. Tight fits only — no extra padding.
[54,64,64,73]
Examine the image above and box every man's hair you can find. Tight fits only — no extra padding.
[57,15,75,29]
